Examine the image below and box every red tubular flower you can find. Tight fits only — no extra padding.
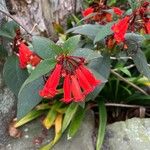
[145,21,150,34]
[39,54,101,102]
[39,64,62,98]
[75,67,94,95]
[79,65,101,87]
[62,75,72,103]
[111,16,130,43]
[113,7,124,16]
[18,43,33,69]
[71,75,85,102]
[82,7,94,17]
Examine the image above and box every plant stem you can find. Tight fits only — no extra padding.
[89,103,150,109]
[105,103,145,108]
[0,9,32,35]
[111,69,148,96]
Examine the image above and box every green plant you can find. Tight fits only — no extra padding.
[0,0,150,150]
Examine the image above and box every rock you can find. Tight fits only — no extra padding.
[0,110,95,150]
[0,88,16,145]
[5,0,83,37]
[102,118,150,150]
[0,64,17,146]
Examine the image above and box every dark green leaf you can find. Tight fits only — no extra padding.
[94,22,114,43]
[62,103,78,132]
[132,50,150,80]
[3,55,28,96]
[32,36,56,59]
[68,106,85,139]
[0,21,19,39]
[128,0,139,10]
[86,53,111,101]
[67,24,101,40]
[0,44,8,57]
[127,94,150,105]
[125,33,145,56]
[72,48,101,61]
[17,77,44,119]
[63,35,81,54]
[20,58,55,92]
[96,99,107,150]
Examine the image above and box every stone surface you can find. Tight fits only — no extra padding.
[102,118,150,150]
[0,64,17,145]
[5,0,83,37]
[0,110,95,150]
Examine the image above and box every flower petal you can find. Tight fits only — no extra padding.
[39,64,62,98]
[62,75,72,103]
[71,75,85,102]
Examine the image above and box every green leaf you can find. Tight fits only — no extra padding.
[107,0,117,6]
[127,94,150,105]
[15,110,44,128]
[89,53,111,79]
[43,109,57,129]
[0,44,8,58]
[132,50,150,80]
[0,21,19,39]
[94,22,114,43]
[125,33,145,56]
[63,35,81,54]
[67,24,101,40]
[49,43,63,55]
[72,48,101,61]
[62,103,78,132]
[118,67,131,77]
[96,100,107,150]
[3,55,28,96]
[20,59,55,92]
[68,106,85,139]
[17,77,44,119]
[43,102,62,129]
[40,114,63,150]
[32,36,56,59]
[128,0,139,10]
[86,53,111,101]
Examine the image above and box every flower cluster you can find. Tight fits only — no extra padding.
[39,55,101,103]
[82,5,123,24]
[82,1,150,47]
[111,2,150,44]
[18,42,41,69]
